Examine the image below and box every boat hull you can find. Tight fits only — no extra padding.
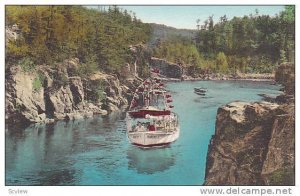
[195,91,206,95]
[127,128,180,148]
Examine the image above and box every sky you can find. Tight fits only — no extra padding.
[113,5,285,29]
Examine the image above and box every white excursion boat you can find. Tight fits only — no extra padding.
[126,73,180,148]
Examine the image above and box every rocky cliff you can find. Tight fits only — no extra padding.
[204,63,295,185]
[5,58,139,126]
[150,57,183,79]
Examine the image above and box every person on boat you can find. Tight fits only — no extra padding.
[157,119,162,128]
[135,122,145,132]
[148,123,156,132]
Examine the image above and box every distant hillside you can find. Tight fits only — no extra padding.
[148,23,197,47]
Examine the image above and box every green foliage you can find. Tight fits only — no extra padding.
[6,5,152,74]
[96,85,106,102]
[76,57,98,77]
[245,56,276,73]
[6,5,294,76]
[281,5,295,23]
[6,41,30,66]
[53,72,69,88]
[194,6,295,73]
[153,38,204,68]
[154,6,294,75]
[32,76,42,92]
[139,64,150,78]
[216,52,228,73]
[18,57,36,72]
[87,80,106,103]
[136,46,152,78]
[32,71,45,92]
[280,50,287,64]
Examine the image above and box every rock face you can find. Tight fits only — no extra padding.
[5,59,137,126]
[5,66,46,125]
[275,63,295,95]
[205,102,281,185]
[150,57,183,78]
[261,103,295,185]
[204,63,295,185]
[89,72,129,112]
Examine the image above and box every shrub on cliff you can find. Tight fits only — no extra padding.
[86,80,106,103]
[75,58,98,78]
[18,57,36,72]
[52,72,69,88]
[32,73,44,92]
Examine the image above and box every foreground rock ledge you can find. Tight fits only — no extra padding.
[204,101,294,185]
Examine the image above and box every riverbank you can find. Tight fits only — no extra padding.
[149,56,275,82]
[182,72,274,82]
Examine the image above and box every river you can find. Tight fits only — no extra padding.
[5,80,282,185]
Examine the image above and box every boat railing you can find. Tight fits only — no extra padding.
[129,118,178,133]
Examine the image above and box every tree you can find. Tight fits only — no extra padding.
[216,52,228,73]
[280,50,287,64]
[280,5,295,63]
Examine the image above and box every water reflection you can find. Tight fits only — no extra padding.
[6,113,125,185]
[127,146,176,174]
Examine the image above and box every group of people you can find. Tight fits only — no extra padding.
[134,121,156,132]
